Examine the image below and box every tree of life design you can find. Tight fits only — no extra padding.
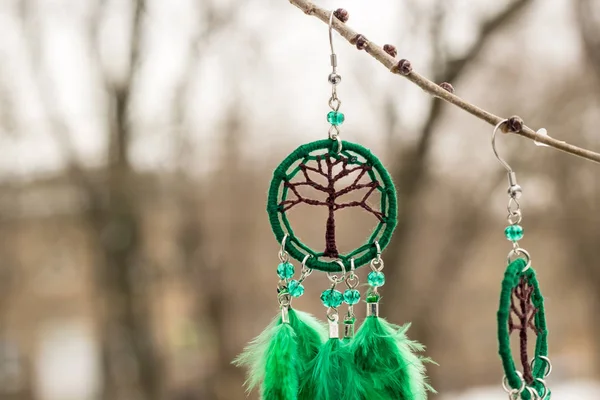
[497,259,549,400]
[280,153,383,258]
[267,139,398,273]
[509,276,539,384]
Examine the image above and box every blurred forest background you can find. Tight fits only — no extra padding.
[0,0,599,399]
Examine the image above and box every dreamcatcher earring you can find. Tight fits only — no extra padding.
[492,121,552,400]
[235,10,434,400]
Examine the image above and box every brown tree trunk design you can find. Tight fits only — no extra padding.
[280,154,384,257]
[509,277,539,384]
[325,211,338,257]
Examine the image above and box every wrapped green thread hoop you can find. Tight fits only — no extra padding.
[497,258,549,400]
[267,139,398,272]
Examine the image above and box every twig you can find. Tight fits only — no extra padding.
[288,0,600,165]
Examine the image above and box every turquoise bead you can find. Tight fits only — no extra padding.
[288,280,304,298]
[327,111,345,126]
[343,289,361,305]
[320,289,343,308]
[505,225,524,242]
[368,271,385,287]
[277,262,295,279]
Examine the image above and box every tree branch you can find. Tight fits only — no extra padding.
[288,0,600,164]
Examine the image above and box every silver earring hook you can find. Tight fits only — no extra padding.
[327,11,340,84]
[329,11,336,70]
[491,119,513,173]
[492,119,522,199]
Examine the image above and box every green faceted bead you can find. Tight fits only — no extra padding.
[366,292,380,303]
[320,289,343,308]
[505,225,524,242]
[277,262,295,279]
[288,280,304,298]
[368,271,385,287]
[327,111,345,126]
[343,289,361,305]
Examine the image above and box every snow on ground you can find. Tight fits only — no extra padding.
[443,381,600,399]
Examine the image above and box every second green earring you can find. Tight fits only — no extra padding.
[493,121,552,400]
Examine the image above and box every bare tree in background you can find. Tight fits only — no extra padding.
[172,2,260,398]
[562,0,600,375]
[383,0,533,324]
[20,1,163,399]
[356,0,535,387]
[92,3,164,399]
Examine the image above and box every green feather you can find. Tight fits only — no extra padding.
[300,338,369,400]
[234,314,280,392]
[233,315,298,399]
[288,309,327,369]
[261,323,298,400]
[234,310,326,400]
[299,338,342,400]
[352,316,435,400]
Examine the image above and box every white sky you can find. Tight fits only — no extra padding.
[0,0,583,179]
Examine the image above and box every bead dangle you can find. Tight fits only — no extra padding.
[343,259,360,339]
[492,121,552,400]
[235,9,434,400]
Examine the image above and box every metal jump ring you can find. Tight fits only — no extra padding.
[531,356,552,378]
[502,371,525,394]
[370,257,384,272]
[327,260,346,283]
[525,386,541,400]
[326,307,339,322]
[328,125,340,140]
[534,378,548,399]
[507,248,532,272]
[508,211,523,225]
[279,234,290,262]
[344,259,358,288]
[508,197,521,212]
[298,254,313,283]
[333,135,342,153]
[346,275,359,289]
[302,254,311,269]
[374,241,382,257]
[329,97,341,111]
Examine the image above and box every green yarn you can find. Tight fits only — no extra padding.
[234,309,327,400]
[497,258,549,400]
[267,139,398,272]
[352,317,435,400]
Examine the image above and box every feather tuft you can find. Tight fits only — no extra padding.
[288,309,327,368]
[234,315,281,392]
[234,309,326,400]
[352,316,436,400]
[299,338,370,400]
[234,315,298,399]
[261,323,299,400]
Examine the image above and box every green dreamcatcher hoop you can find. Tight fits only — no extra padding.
[236,11,434,400]
[267,138,398,272]
[498,258,550,400]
